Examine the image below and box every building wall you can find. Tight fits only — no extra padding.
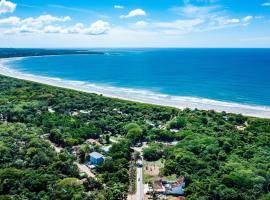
[90,156,104,165]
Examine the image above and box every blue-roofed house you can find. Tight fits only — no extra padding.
[89,152,104,166]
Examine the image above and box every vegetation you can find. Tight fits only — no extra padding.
[143,143,163,161]
[0,48,103,58]
[0,123,82,199]
[128,161,137,194]
[125,123,143,144]
[167,117,187,129]
[0,74,269,200]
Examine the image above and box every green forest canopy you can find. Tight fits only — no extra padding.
[0,75,269,200]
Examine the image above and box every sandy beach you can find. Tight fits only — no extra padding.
[1,57,270,119]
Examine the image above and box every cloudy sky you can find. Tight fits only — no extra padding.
[0,0,270,47]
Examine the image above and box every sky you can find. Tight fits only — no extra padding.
[0,0,270,47]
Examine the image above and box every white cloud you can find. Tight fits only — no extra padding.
[0,14,73,35]
[169,3,256,32]
[0,16,20,25]
[204,15,254,31]
[66,23,84,34]
[208,17,237,28]
[120,9,146,18]
[1,13,110,36]
[126,5,253,35]
[21,15,71,27]
[242,16,253,23]
[262,2,270,6]
[171,4,221,18]
[0,15,71,27]
[14,20,110,35]
[43,25,64,34]
[0,0,16,14]
[154,18,205,33]
[18,26,37,33]
[255,16,264,19]
[242,16,253,26]
[84,20,111,35]
[114,5,124,9]
[4,25,38,34]
[135,21,149,27]
[223,18,240,25]
[38,15,71,23]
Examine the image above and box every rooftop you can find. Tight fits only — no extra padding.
[101,145,112,152]
[90,152,104,159]
[165,176,185,196]
[153,180,166,193]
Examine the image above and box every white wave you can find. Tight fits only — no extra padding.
[1,57,270,118]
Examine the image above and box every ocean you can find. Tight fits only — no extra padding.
[2,48,270,117]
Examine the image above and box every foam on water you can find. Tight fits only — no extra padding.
[1,57,270,118]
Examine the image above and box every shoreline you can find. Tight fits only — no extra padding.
[1,57,270,119]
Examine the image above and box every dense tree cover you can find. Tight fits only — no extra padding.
[125,123,143,144]
[97,139,131,196]
[0,48,103,58]
[143,143,163,161]
[0,123,84,199]
[0,75,269,199]
[167,117,187,129]
[161,112,270,200]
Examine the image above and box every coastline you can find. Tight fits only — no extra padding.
[1,57,270,119]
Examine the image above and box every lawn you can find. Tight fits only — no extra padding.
[143,159,164,183]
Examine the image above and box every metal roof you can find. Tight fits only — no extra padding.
[90,152,104,159]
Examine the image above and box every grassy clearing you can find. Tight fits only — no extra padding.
[143,159,164,183]
[162,174,178,182]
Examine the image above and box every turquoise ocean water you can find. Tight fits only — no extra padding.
[5,48,270,107]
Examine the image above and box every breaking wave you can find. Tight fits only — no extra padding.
[1,57,270,118]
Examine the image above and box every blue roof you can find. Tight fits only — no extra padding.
[90,152,104,159]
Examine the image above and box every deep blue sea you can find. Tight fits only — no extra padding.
[6,48,270,107]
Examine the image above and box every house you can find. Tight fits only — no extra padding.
[165,176,185,196]
[71,146,80,156]
[101,145,112,153]
[48,106,55,113]
[151,176,185,197]
[165,181,185,196]
[153,180,166,193]
[80,110,91,114]
[71,111,79,116]
[89,152,104,166]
